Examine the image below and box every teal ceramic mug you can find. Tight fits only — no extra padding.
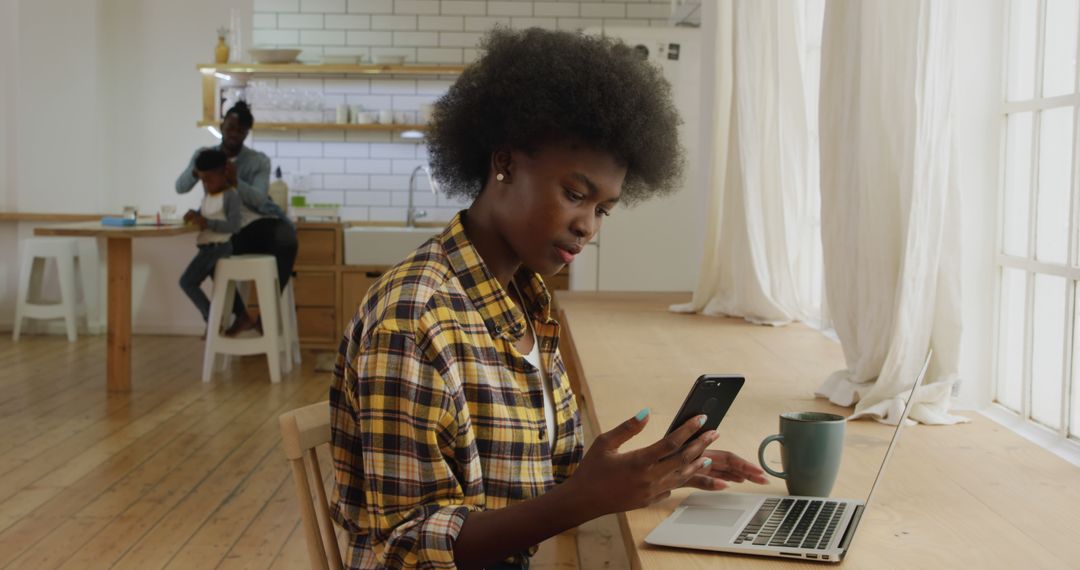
[757,412,846,497]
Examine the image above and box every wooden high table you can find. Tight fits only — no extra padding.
[556,292,1080,569]
[35,221,196,392]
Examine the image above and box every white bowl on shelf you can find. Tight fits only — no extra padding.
[249,48,302,64]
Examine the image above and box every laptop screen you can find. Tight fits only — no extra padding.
[861,351,932,509]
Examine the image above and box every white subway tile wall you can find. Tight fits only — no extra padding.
[251,0,671,221]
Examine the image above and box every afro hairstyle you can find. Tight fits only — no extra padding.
[225,100,255,130]
[425,27,685,206]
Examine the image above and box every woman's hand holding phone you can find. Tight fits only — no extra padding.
[566,409,724,520]
[566,373,769,520]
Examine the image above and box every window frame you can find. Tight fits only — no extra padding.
[994,0,1080,445]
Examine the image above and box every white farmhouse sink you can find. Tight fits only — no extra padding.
[343,226,439,266]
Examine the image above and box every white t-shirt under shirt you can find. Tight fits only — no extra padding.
[515,283,557,446]
[197,188,243,245]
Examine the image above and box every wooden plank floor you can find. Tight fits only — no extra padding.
[0,335,591,569]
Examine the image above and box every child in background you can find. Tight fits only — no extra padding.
[179,148,242,328]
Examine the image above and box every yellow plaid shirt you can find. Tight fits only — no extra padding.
[329,211,584,569]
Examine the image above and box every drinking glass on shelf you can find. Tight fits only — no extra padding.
[160,204,177,222]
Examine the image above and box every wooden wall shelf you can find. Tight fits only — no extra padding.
[197,62,463,130]
[195,120,428,132]
[197,63,465,76]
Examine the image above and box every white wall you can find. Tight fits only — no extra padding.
[15,0,105,213]
[954,0,1005,409]
[0,1,18,327]
[1,0,16,210]
[98,0,250,214]
[1,0,107,332]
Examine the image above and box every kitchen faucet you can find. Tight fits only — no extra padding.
[407,165,436,227]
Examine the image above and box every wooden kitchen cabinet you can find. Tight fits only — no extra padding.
[294,222,343,349]
[296,225,340,266]
[293,271,336,306]
[340,268,386,333]
[296,306,339,342]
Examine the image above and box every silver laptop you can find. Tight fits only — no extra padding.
[645,353,932,563]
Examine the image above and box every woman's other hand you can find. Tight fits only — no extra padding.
[683,450,770,491]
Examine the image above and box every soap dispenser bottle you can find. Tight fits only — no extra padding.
[268,167,289,210]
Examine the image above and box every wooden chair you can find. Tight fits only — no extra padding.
[279,401,343,570]
[278,401,583,570]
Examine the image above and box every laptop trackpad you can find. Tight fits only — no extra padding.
[674,507,743,526]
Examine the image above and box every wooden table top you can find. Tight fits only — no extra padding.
[33,220,197,238]
[557,291,1080,570]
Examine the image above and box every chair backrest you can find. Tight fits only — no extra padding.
[279,401,343,570]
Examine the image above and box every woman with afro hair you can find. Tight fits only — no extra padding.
[329,27,766,570]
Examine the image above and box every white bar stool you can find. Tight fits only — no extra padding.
[203,255,295,383]
[12,237,87,341]
[282,280,302,367]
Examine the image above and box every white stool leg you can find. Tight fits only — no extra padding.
[285,282,301,365]
[76,238,101,334]
[277,283,295,374]
[278,307,293,376]
[218,281,237,372]
[11,248,34,341]
[27,257,45,305]
[55,252,78,342]
[203,275,232,383]
[256,273,282,384]
[24,257,46,337]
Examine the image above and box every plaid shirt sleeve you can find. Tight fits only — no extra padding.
[351,326,483,569]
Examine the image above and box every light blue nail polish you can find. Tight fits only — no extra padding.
[703,458,712,468]
[698,415,707,426]
[635,408,650,421]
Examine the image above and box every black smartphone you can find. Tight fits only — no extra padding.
[665,375,745,441]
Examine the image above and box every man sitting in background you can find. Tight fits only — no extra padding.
[175,101,297,336]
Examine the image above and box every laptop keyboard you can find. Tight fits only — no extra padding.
[733,498,847,550]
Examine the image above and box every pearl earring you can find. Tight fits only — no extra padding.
[496,173,505,182]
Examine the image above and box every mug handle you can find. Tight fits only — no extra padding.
[758,434,787,479]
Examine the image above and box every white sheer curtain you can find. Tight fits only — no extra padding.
[814,0,966,425]
[670,0,821,326]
